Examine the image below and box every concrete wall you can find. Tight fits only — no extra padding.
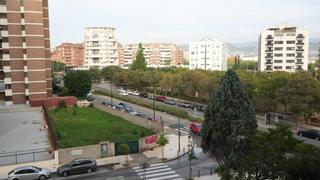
[57,141,114,164]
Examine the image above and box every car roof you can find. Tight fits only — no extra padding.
[72,158,94,162]
[13,166,36,171]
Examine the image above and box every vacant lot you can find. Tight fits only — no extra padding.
[51,107,154,148]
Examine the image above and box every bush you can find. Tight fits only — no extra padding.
[89,103,94,108]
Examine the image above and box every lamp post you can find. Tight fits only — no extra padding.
[110,80,113,105]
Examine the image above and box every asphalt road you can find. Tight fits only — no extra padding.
[51,147,217,180]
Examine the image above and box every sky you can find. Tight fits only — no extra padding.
[49,0,320,47]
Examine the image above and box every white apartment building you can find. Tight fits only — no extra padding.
[258,25,309,72]
[189,38,228,71]
[84,27,119,69]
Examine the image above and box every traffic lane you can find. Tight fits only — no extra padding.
[92,84,205,118]
[93,94,191,127]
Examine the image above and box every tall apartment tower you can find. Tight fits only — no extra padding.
[0,0,52,105]
[51,43,84,67]
[122,43,184,68]
[84,27,118,69]
[189,38,228,71]
[258,25,309,72]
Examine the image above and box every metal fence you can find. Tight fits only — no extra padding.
[0,148,54,166]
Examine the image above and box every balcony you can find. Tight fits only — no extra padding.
[296,42,304,46]
[265,55,273,59]
[0,81,4,92]
[296,61,303,65]
[266,61,273,65]
[266,36,274,40]
[296,55,304,58]
[265,49,273,52]
[266,43,273,46]
[296,48,304,52]
[297,35,305,39]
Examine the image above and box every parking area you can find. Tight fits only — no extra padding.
[0,108,53,165]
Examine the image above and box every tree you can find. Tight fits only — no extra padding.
[156,134,169,161]
[64,71,92,98]
[89,67,101,83]
[131,43,147,70]
[119,143,130,166]
[51,61,66,73]
[187,149,198,180]
[235,125,298,179]
[201,69,257,179]
[101,66,122,81]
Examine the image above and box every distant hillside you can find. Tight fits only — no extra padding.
[180,38,319,58]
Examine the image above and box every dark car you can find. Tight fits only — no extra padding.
[164,99,176,105]
[189,122,201,135]
[57,158,97,177]
[190,104,206,112]
[116,103,133,112]
[156,96,166,102]
[139,92,149,98]
[297,129,320,141]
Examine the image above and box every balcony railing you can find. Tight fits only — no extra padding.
[296,48,304,52]
[266,43,273,46]
[296,42,304,45]
[297,35,305,39]
[296,61,303,65]
[265,50,273,52]
[265,56,273,59]
[296,56,304,58]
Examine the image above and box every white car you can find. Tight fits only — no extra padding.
[119,91,129,96]
[131,91,140,96]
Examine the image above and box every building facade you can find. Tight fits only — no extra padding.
[122,43,184,68]
[0,0,52,105]
[258,25,309,72]
[189,38,228,71]
[84,27,118,69]
[51,43,84,67]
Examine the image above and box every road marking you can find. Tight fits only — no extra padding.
[147,174,180,180]
[133,162,182,180]
[134,165,168,172]
[137,168,172,175]
[142,171,176,178]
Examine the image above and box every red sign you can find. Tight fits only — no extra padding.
[144,135,158,145]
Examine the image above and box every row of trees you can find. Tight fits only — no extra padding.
[96,66,320,121]
[201,70,320,179]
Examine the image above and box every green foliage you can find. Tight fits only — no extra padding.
[51,107,154,148]
[51,61,66,73]
[235,125,320,180]
[89,67,102,83]
[201,70,257,178]
[64,70,92,98]
[119,143,130,155]
[157,134,169,160]
[131,43,147,70]
[55,100,67,111]
[101,66,122,81]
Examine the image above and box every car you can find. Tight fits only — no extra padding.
[117,88,125,93]
[189,122,202,135]
[128,110,138,115]
[297,129,320,141]
[57,158,97,177]
[136,112,149,119]
[119,91,129,96]
[178,101,192,108]
[139,92,149,98]
[116,103,134,112]
[156,96,166,102]
[131,91,140,96]
[164,99,176,105]
[8,166,51,180]
[190,104,206,112]
[148,95,156,100]
[102,101,116,108]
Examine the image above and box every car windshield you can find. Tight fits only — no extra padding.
[8,170,14,175]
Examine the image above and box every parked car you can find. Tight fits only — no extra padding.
[148,95,156,100]
[156,96,166,102]
[189,122,202,135]
[136,112,149,119]
[139,92,149,98]
[57,158,97,177]
[116,103,134,112]
[178,101,192,108]
[8,166,51,180]
[131,91,140,96]
[164,99,176,105]
[147,116,161,121]
[190,104,206,112]
[102,101,116,109]
[297,129,320,141]
[119,91,129,96]
[128,109,138,115]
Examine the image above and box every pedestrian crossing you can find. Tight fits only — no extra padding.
[174,126,190,135]
[132,162,183,180]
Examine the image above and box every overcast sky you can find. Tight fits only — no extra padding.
[49,0,320,47]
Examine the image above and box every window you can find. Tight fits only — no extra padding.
[274,66,282,69]
[286,41,295,44]
[5,96,12,101]
[80,160,92,165]
[275,47,283,51]
[275,41,283,44]
[274,54,283,57]
[5,84,11,89]
[274,60,282,63]
[72,162,81,167]
[286,60,295,63]
[286,53,295,57]
[287,47,295,51]
[286,66,294,69]
[0,13,7,18]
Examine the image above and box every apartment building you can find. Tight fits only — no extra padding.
[258,25,309,72]
[122,43,184,68]
[0,0,52,105]
[51,43,84,67]
[84,27,118,69]
[189,38,228,71]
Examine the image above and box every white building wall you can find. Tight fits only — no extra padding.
[258,25,309,72]
[84,27,119,69]
[189,38,228,71]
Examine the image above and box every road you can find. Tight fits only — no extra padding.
[93,86,320,148]
[51,147,217,180]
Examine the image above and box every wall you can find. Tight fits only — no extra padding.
[30,96,77,107]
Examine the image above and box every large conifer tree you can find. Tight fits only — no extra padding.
[131,43,147,70]
[201,69,257,179]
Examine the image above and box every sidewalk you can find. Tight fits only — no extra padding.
[0,133,192,179]
[193,174,220,180]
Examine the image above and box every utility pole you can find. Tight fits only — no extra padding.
[152,70,156,121]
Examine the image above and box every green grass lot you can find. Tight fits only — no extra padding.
[51,107,154,148]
